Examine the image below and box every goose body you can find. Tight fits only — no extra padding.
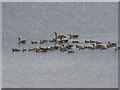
[12,48,20,52]
[85,40,90,43]
[22,49,27,52]
[68,50,75,54]
[68,34,79,39]
[18,38,26,44]
[31,41,37,44]
[72,41,79,43]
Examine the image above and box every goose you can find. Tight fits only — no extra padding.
[79,47,85,50]
[92,44,95,47]
[18,38,26,44]
[67,44,74,47]
[42,39,48,43]
[85,40,90,43]
[68,50,75,54]
[115,47,120,51]
[12,48,20,52]
[76,45,82,48]
[70,34,79,38]
[89,47,96,50]
[54,32,57,36]
[40,40,45,44]
[107,44,112,48]
[49,47,55,51]
[62,39,69,43]
[40,49,48,52]
[57,35,66,40]
[29,48,35,51]
[60,47,67,52]
[22,49,27,52]
[84,46,89,48]
[96,41,102,44]
[68,34,79,39]
[49,38,56,43]
[96,44,104,49]
[53,45,60,50]
[107,42,117,47]
[101,46,107,50]
[72,41,79,43]
[31,41,37,44]
[90,40,96,43]
[36,48,41,53]
[107,41,116,46]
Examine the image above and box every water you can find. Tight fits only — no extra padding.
[2,2,118,88]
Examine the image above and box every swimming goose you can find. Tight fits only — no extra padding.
[54,32,57,36]
[68,50,75,54]
[96,41,102,44]
[72,41,79,43]
[115,47,120,51]
[22,49,27,52]
[79,47,85,50]
[12,48,20,52]
[76,45,82,48]
[68,34,79,39]
[18,38,26,44]
[90,40,96,43]
[107,41,116,47]
[85,40,90,43]
[100,46,107,50]
[31,41,37,44]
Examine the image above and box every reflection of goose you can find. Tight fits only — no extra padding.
[18,38,26,44]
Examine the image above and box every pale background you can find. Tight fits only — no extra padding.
[1,1,117,87]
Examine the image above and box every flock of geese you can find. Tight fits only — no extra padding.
[12,32,120,54]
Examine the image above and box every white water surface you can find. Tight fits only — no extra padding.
[2,2,118,88]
